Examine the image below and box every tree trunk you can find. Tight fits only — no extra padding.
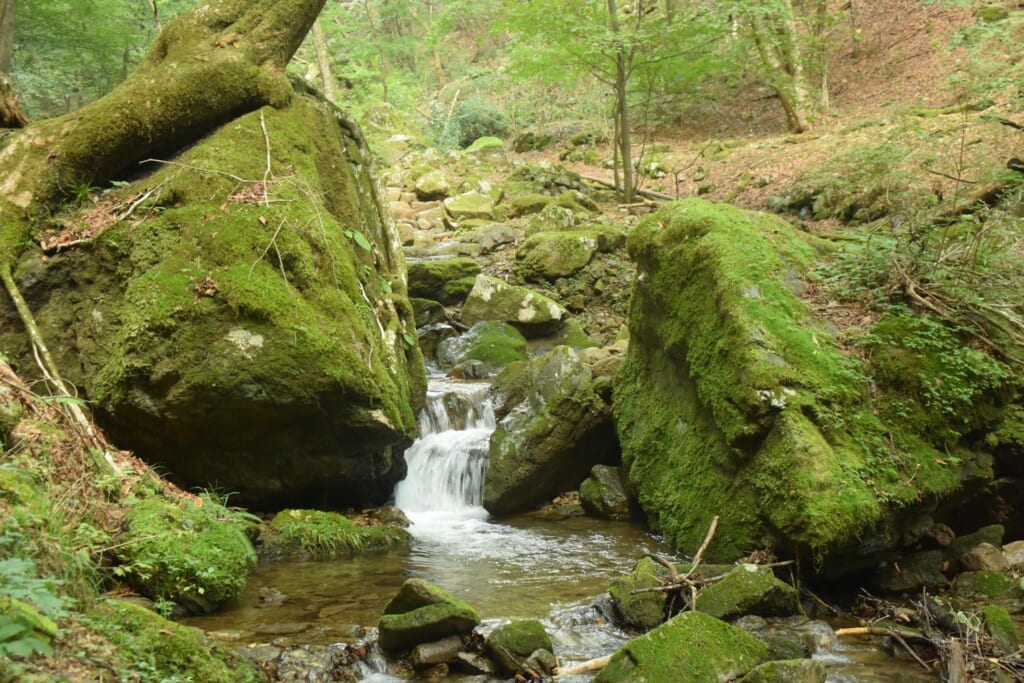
[0,0,326,262]
[607,0,635,203]
[745,4,813,133]
[312,18,338,103]
[0,0,13,74]
[0,74,25,128]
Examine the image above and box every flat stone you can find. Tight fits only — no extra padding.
[411,636,464,666]
[961,542,1010,572]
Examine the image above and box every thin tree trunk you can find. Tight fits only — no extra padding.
[0,0,326,262]
[0,0,13,74]
[312,18,338,103]
[607,0,634,203]
[746,7,812,133]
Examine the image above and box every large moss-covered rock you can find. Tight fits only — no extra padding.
[437,321,528,376]
[378,579,480,652]
[0,91,426,509]
[614,199,997,568]
[608,556,670,631]
[594,610,768,683]
[461,274,569,338]
[515,226,625,282]
[484,346,618,515]
[444,191,496,222]
[114,495,256,614]
[407,257,482,305]
[485,620,553,676]
[696,565,801,621]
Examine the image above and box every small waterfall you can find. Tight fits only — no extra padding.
[394,379,495,517]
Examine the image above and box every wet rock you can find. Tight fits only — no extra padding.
[418,323,458,361]
[411,298,447,327]
[461,275,569,339]
[696,565,801,621]
[609,556,669,631]
[873,549,948,593]
[982,605,1019,655]
[259,587,289,605]
[437,321,528,376]
[407,258,481,306]
[579,465,634,521]
[738,658,826,683]
[483,346,618,515]
[465,222,518,253]
[378,579,481,652]
[961,542,1010,572]
[952,571,1023,602]
[946,524,1004,566]
[1003,540,1024,569]
[254,622,311,636]
[486,620,553,676]
[456,652,497,675]
[594,611,768,683]
[411,636,464,666]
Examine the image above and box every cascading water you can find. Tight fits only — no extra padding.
[393,378,494,516]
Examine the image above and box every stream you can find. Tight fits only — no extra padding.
[183,376,937,682]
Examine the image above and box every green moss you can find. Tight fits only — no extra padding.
[953,571,1022,601]
[261,509,411,559]
[486,620,553,675]
[982,604,1019,654]
[508,193,554,218]
[515,227,624,282]
[114,495,256,614]
[88,599,262,683]
[407,258,482,305]
[437,321,528,373]
[608,556,669,631]
[614,200,983,562]
[695,565,800,620]
[595,611,768,683]
[464,136,505,153]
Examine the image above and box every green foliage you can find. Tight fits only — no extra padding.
[0,559,64,660]
[12,0,196,117]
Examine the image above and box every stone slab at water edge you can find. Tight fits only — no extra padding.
[614,199,1013,572]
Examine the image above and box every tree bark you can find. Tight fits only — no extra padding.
[0,74,26,128]
[0,0,325,261]
[745,3,813,133]
[312,18,338,103]
[0,0,13,75]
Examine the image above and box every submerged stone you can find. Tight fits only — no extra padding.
[738,659,826,683]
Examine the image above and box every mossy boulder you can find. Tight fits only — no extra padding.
[114,495,256,614]
[580,465,635,521]
[88,600,261,683]
[696,565,801,621]
[526,204,577,236]
[378,579,480,652]
[485,620,553,676]
[484,346,618,515]
[508,193,554,218]
[1,92,426,510]
[608,556,670,631]
[259,509,411,559]
[739,659,827,683]
[407,257,482,305]
[415,169,457,200]
[614,199,997,569]
[594,610,768,683]
[952,571,1023,602]
[444,191,496,222]
[461,274,569,338]
[515,227,625,282]
[411,297,446,327]
[437,321,528,376]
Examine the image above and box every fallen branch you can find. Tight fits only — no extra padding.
[582,175,675,202]
[835,625,936,671]
[554,655,612,677]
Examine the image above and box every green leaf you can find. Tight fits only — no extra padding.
[402,332,417,347]
[351,230,372,251]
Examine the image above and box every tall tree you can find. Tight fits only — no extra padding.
[0,0,26,127]
[506,0,721,201]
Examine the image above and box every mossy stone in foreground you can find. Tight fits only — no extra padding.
[88,600,262,683]
[594,610,768,683]
[982,604,1019,655]
[114,496,255,614]
[378,579,480,652]
[608,556,669,631]
[486,620,553,676]
[952,571,1023,602]
[614,199,989,567]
